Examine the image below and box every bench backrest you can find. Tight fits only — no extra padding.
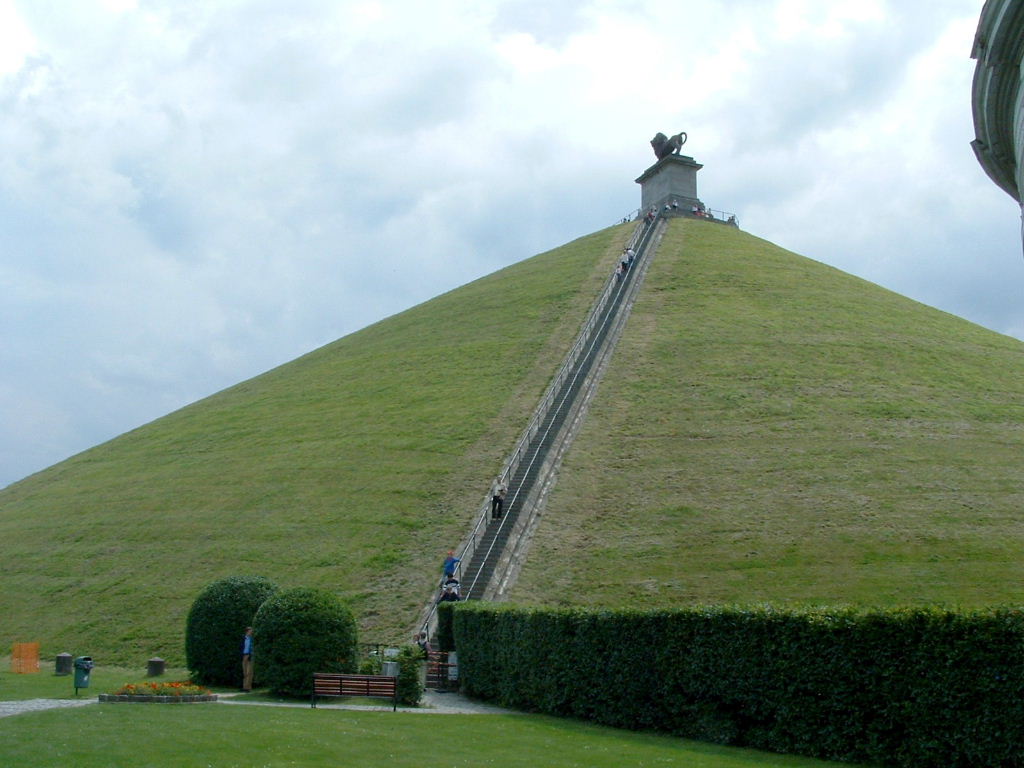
[313,673,396,698]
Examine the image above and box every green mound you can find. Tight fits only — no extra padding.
[6,215,1024,667]
[512,218,1024,609]
[0,225,629,664]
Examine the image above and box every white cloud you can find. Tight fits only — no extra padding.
[0,0,35,75]
[0,0,1016,488]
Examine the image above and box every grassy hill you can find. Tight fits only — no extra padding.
[512,218,1024,609]
[5,215,1024,668]
[0,225,629,665]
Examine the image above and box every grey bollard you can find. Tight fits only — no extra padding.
[146,657,165,677]
[55,653,72,676]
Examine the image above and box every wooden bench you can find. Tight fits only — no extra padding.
[311,673,398,711]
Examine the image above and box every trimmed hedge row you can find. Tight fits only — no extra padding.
[437,602,456,652]
[452,604,1024,767]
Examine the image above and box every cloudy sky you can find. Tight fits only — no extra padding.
[1,0,1018,489]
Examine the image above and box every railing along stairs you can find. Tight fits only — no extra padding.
[418,214,664,640]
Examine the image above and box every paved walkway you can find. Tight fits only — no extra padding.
[0,698,97,719]
[0,691,510,719]
[218,689,511,715]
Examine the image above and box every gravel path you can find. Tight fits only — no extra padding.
[0,698,97,719]
[218,689,512,715]
[0,690,511,719]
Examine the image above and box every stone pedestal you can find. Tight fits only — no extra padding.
[636,154,703,213]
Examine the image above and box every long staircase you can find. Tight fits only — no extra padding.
[418,213,666,641]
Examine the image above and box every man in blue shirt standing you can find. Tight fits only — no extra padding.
[241,627,254,692]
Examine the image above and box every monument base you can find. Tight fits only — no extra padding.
[636,154,704,213]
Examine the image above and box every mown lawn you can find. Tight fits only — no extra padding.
[0,224,629,664]
[6,213,1024,670]
[514,218,1024,609]
[0,662,210,701]
[0,702,852,768]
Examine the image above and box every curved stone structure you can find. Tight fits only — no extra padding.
[971,0,1024,220]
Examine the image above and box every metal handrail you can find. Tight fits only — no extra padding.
[418,215,659,637]
[635,203,738,227]
[697,208,738,225]
[459,216,661,601]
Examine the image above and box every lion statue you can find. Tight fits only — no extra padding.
[650,131,687,160]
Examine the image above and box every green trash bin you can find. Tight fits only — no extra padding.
[73,656,94,695]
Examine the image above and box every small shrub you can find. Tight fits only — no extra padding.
[185,575,277,686]
[253,587,357,696]
[359,654,383,675]
[396,645,424,706]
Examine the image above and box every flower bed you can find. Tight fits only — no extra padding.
[100,681,217,703]
[99,693,217,703]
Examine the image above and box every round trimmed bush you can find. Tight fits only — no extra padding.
[253,587,358,696]
[185,575,277,685]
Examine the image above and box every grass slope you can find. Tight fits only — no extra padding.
[513,218,1024,609]
[0,225,629,664]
